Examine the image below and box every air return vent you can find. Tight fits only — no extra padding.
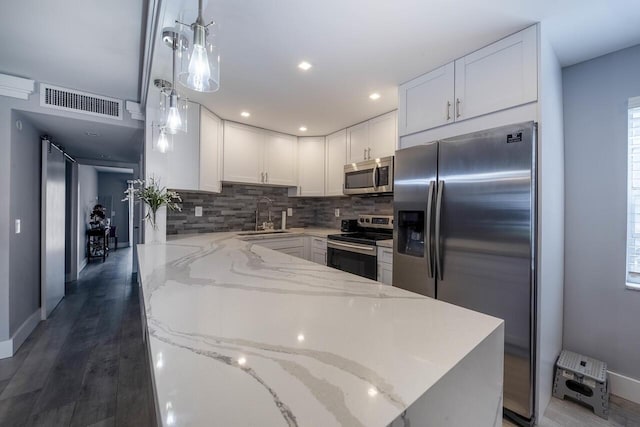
[40,84,123,120]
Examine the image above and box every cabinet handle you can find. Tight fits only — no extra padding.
[367,147,371,160]
[265,172,268,183]
[456,98,461,118]
[446,101,451,121]
[364,148,367,160]
[261,172,264,183]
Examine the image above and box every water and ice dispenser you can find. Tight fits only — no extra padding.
[397,211,425,258]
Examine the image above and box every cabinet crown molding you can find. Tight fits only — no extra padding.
[0,73,35,100]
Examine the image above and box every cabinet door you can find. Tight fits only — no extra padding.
[311,249,327,265]
[326,129,347,196]
[347,121,369,162]
[368,110,397,159]
[297,137,325,196]
[377,263,393,285]
[398,62,454,136]
[454,25,537,121]
[200,107,223,193]
[167,101,200,190]
[264,131,297,186]
[223,122,265,184]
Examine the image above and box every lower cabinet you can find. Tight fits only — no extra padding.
[377,246,393,285]
[310,236,327,265]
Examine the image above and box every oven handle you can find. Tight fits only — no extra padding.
[327,240,376,255]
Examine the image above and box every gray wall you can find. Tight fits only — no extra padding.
[563,44,640,380]
[77,165,98,270]
[98,172,132,244]
[167,183,393,234]
[8,111,42,335]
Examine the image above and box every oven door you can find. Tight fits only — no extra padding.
[343,156,394,195]
[327,240,377,280]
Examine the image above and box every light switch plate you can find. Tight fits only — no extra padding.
[15,219,20,234]
[334,208,340,217]
[287,208,293,217]
[195,206,203,217]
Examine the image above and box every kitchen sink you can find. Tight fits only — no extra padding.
[237,230,290,236]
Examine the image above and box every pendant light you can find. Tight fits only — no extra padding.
[177,0,220,92]
[159,29,188,135]
[154,127,173,154]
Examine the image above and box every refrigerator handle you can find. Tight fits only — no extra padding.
[435,180,444,280]
[426,181,435,278]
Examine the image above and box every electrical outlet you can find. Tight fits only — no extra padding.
[334,208,340,217]
[195,206,203,217]
[287,208,293,217]
[15,219,20,234]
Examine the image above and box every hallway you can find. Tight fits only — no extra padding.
[0,249,155,426]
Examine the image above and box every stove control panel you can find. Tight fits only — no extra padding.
[358,215,394,230]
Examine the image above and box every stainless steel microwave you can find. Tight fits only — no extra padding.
[343,156,394,195]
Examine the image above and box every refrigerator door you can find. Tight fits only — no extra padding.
[436,122,536,420]
[393,143,438,298]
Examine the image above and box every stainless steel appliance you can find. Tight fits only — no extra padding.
[343,156,394,195]
[327,215,393,280]
[393,122,536,425]
[340,219,359,232]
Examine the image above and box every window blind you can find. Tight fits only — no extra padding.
[626,96,640,289]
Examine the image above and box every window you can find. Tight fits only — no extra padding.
[626,97,640,290]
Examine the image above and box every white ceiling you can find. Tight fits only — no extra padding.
[20,111,143,163]
[0,0,145,101]
[153,0,640,137]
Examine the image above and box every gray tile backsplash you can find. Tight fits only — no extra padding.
[167,183,393,235]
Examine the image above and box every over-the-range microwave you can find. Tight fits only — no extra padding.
[343,156,394,195]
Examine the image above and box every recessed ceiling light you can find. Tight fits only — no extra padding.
[86,131,100,137]
[298,61,312,71]
[240,111,251,118]
[369,93,381,100]
[299,126,307,132]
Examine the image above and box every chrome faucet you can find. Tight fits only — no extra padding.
[255,196,274,231]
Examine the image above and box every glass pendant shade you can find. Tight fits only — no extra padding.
[159,89,188,134]
[178,22,220,92]
[154,127,174,153]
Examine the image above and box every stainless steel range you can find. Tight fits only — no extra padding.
[327,215,393,280]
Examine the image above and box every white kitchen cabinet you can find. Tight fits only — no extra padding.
[200,107,223,193]
[223,122,297,186]
[325,129,347,196]
[167,101,200,190]
[223,121,265,184]
[264,131,297,186]
[347,121,369,162]
[167,103,222,193]
[368,110,397,159]
[295,137,325,196]
[252,236,306,259]
[398,26,537,136]
[347,111,397,163]
[454,25,537,121]
[398,63,455,137]
[310,236,327,265]
[377,246,393,285]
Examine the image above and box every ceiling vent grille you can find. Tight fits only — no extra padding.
[40,84,123,120]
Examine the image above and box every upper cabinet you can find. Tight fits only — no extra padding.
[398,63,455,136]
[167,103,223,193]
[200,107,223,193]
[264,131,297,186]
[295,136,325,196]
[398,26,537,137]
[223,122,297,186]
[347,110,397,162]
[325,129,347,196]
[454,26,537,121]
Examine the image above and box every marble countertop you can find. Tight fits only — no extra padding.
[138,232,503,427]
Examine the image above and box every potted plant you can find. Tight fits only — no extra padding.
[89,204,106,229]
[123,177,182,231]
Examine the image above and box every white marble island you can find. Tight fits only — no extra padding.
[137,232,504,427]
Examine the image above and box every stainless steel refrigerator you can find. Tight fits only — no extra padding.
[393,122,536,424]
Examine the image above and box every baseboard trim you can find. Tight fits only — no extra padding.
[0,309,41,359]
[79,257,88,273]
[609,370,640,404]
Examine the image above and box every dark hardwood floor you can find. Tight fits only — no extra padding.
[0,248,156,427]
